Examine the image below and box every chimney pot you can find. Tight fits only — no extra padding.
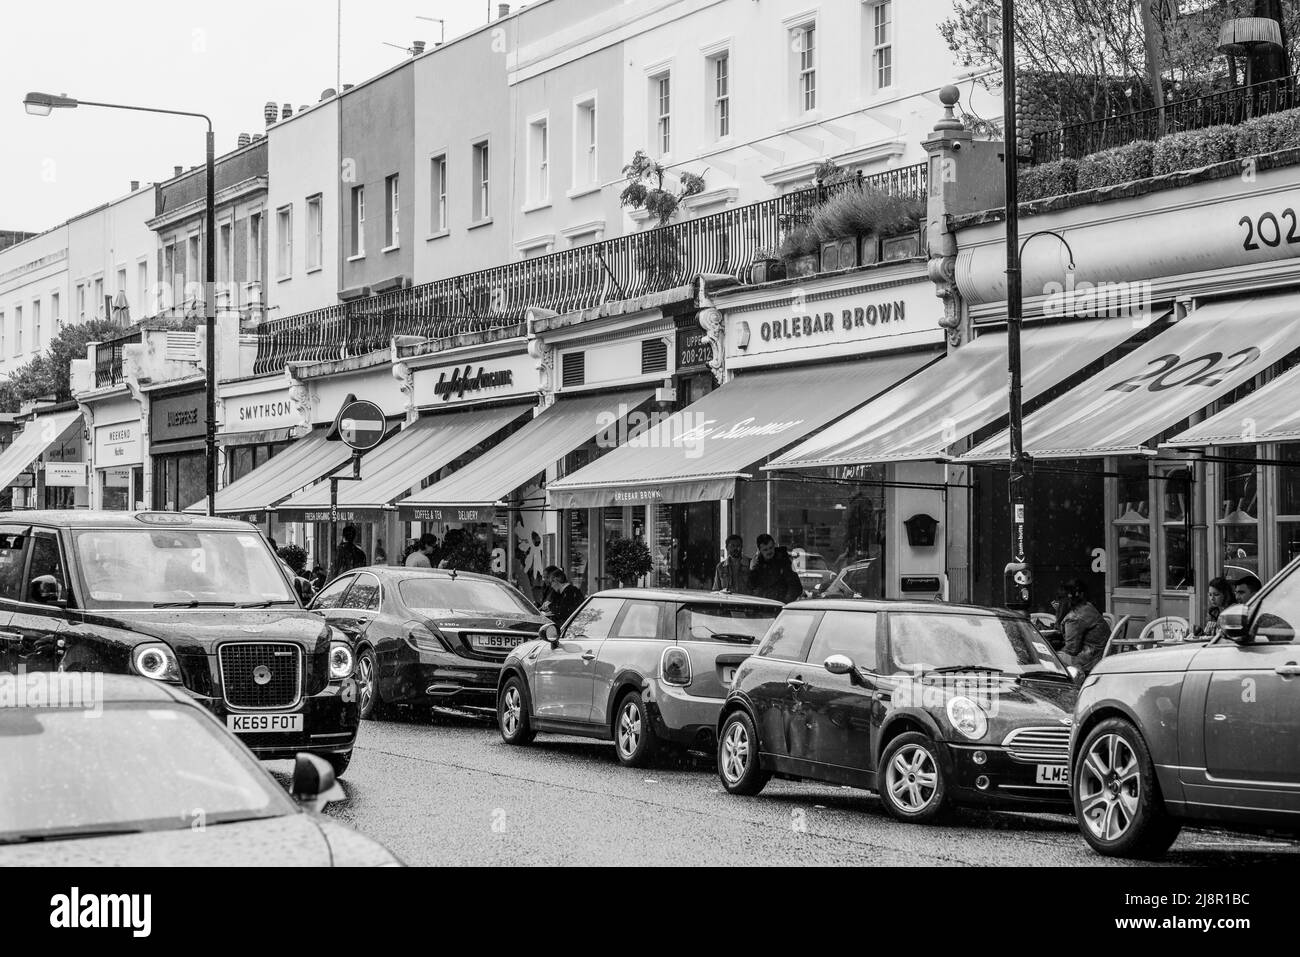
[130,180,140,192]
[498,3,510,18]
[237,132,251,148]
[264,101,278,126]
[342,83,354,91]
[411,39,426,55]
[174,165,183,178]
[281,102,293,119]
[321,88,337,100]
[252,132,265,141]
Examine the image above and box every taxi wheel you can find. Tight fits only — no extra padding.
[498,677,536,745]
[878,732,950,824]
[718,710,770,796]
[355,646,382,720]
[613,691,659,768]
[326,750,352,779]
[1073,718,1180,859]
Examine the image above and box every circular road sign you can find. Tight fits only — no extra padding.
[336,399,386,452]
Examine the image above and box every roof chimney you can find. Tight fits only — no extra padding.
[237,132,251,148]
[252,132,265,141]
[264,101,278,126]
[342,83,354,91]
[320,88,337,100]
[130,180,140,192]
[411,39,426,55]
[281,103,293,119]
[174,165,183,178]
[299,105,309,116]
[498,3,510,18]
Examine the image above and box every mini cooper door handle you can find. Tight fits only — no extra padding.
[786,676,806,691]
[1275,664,1300,677]
[581,651,597,662]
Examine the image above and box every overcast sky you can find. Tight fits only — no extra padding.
[1,0,493,234]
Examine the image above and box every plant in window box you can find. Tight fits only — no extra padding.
[778,226,821,277]
[748,248,786,284]
[619,150,706,284]
[606,536,653,588]
[810,186,926,269]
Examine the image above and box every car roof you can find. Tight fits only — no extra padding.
[592,588,785,607]
[352,566,518,586]
[0,510,258,531]
[789,598,1018,616]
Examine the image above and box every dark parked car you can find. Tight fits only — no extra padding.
[793,551,836,598]
[498,589,784,766]
[820,558,880,599]
[0,675,399,865]
[310,566,548,718]
[718,600,1079,822]
[0,512,360,776]
[1070,558,1300,858]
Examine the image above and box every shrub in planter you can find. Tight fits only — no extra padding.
[1151,124,1238,176]
[778,225,820,262]
[809,188,924,245]
[1018,158,1078,201]
[1234,107,1300,158]
[748,249,785,284]
[1075,141,1155,191]
[606,536,652,587]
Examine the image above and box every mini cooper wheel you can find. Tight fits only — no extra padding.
[356,646,381,720]
[717,710,770,795]
[1073,718,1180,859]
[498,677,535,746]
[879,732,950,824]
[613,691,659,768]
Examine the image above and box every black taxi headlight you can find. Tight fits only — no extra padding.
[329,641,355,680]
[132,643,181,683]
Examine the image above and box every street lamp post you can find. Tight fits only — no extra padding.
[24,92,218,517]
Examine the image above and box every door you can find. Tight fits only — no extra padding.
[590,599,666,727]
[0,526,30,672]
[745,608,821,767]
[789,610,880,783]
[531,597,622,723]
[9,529,71,673]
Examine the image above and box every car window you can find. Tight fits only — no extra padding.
[311,575,354,610]
[676,603,780,643]
[398,577,538,617]
[885,612,1065,675]
[1254,570,1300,643]
[613,601,662,640]
[564,597,623,641]
[755,609,821,661]
[342,573,381,612]
[0,528,29,602]
[27,532,67,602]
[807,610,878,671]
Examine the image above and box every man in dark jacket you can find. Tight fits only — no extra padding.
[331,525,367,579]
[542,566,586,628]
[1059,578,1110,675]
[749,534,803,603]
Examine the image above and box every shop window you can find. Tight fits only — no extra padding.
[565,508,591,594]
[1160,465,1192,590]
[772,469,886,598]
[1217,444,1259,580]
[1114,459,1152,589]
[1277,444,1300,568]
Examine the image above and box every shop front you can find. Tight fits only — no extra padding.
[89,392,145,511]
[0,409,87,511]
[148,384,208,513]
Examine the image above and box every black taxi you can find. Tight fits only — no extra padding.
[0,511,360,776]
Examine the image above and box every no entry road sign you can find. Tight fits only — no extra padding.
[335,399,386,452]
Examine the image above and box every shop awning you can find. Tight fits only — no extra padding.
[397,389,654,522]
[1164,362,1300,448]
[963,292,1300,461]
[188,428,356,521]
[0,410,82,492]
[766,317,1144,470]
[276,404,532,523]
[547,353,935,510]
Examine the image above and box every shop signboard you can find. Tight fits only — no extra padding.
[413,353,536,409]
[398,504,496,523]
[676,325,712,371]
[224,389,301,433]
[44,462,89,487]
[280,507,385,525]
[94,420,143,467]
[150,391,207,444]
[103,467,132,489]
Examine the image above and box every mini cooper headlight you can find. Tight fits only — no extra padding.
[132,643,181,683]
[329,641,355,680]
[946,695,988,740]
[661,647,692,687]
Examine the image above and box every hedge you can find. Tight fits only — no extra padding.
[1019,158,1079,201]
[1151,124,1239,176]
[1076,141,1155,191]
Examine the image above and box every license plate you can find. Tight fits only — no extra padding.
[470,633,525,651]
[1035,764,1069,785]
[722,666,737,685]
[227,713,303,733]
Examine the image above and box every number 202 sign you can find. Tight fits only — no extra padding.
[1239,209,1300,251]
[1107,347,1261,394]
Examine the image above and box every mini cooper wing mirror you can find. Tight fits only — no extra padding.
[1067,665,1082,682]
[824,654,865,685]
[540,622,560,646]
[291,753,346,812]
[29,575,65,607]
[1219,604,1252,643]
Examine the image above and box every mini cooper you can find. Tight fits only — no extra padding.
[717,600,1080,822]
[0,511,360,776]
[497,589,784,766]
[1070,556,1300,859]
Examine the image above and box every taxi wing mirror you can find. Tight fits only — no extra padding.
[290,753,346,812]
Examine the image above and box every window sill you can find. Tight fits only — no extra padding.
[276,274,292,284]
[346,253,366,262]
[565,184,601,200]
[426,229,450,241]
[521,200,552,214]
[382,243,400,254]
[306,266,323,275]
[467,217,494,231]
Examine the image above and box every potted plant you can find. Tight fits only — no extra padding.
[619,150,706,281]
[778,226,821,278]
[808,187,926,271]
[748,248,786,284]
[606,536,653,587]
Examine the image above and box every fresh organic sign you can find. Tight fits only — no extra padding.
[434,365,514,402]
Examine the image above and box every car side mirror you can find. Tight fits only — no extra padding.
[1219,604,1252,643]
[29,575,66,608]
[290,753,346,812]
[540,622,560,646]
[824,654,864,685]
[1067,665,1081,681]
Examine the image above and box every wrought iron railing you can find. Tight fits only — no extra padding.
[251,162,928,375]
[1031,72,1300,164]
[93,331,142,388]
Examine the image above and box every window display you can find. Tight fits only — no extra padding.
[1114,459,1151,589]
[1218,445,1259,580]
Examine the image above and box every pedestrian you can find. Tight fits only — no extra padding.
[405,532,439,568]
[1195,576,1234,638]
[749,533,802,603]
[541,565,585,627]
[712,534,750,594]
[332,524,367,579]
[1233,572,1262,606]
[1058,578,1110,676]
[310,565,327,592]
[437,528,466,569]
[277,544,315,604]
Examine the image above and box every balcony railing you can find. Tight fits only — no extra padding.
[93,331,142,389]
[1031,72,1300,164]
[252,163,928,375]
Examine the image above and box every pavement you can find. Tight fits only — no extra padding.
[275,709,1300,867]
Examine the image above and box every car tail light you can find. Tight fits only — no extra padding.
[405,623,448,653]
[661,647,692,687]
[132,643,181,683]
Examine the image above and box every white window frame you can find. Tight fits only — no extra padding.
[50,290,60,330]
[350,186,365,258]
[706,48,731,141]
[793,21,817,114]
[0,310,5,358]
[137,259,149,316]
[571,94,598,192]
[276,204,293,280]
[31,299,41,349]
[869,1,894,92]
[76,283,86,323]
[429,154,448,236]
[92,275,105,319]
[186,234,200,305]
[247,212,264,284]
[305,195,323,271]
[653,72,672,157]
[384,174,400,250]
[472,139,491,224]
[14,305,22,355]
[526,113,551,208]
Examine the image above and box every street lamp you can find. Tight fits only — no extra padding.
[23,91,218,517]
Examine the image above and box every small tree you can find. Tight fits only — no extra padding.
[0,318,123,413]
[619,151,707,285]
[606,536,653,587]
